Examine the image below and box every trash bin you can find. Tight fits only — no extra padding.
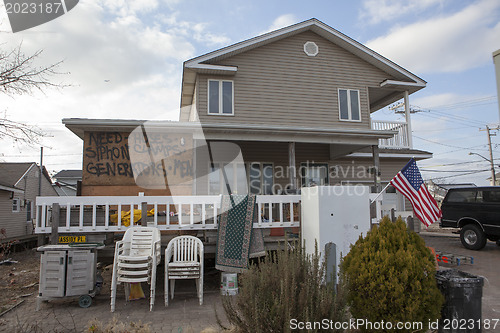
[436,269,484,333]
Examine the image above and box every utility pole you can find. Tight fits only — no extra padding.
[480,126,497,185]
[38,147,43,196]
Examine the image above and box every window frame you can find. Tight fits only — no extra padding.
[207,161,274,195]
[207,79,234,116]
[12,197,20,213]
[338,88,361,122]
[248,162,274,195]
[301,163,329,187]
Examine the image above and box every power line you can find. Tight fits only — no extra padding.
[413,135,491,152]
[428,170,489,180]
[420,159,500,167]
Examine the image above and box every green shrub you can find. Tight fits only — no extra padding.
[220,241,348,333]
[341,216,443,332]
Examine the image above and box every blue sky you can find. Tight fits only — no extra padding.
[0,0,499,185]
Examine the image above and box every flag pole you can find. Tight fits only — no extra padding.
[370,181,392,204]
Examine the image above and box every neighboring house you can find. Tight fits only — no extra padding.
[426,180,477,205]
[0,162,57,239]
[62,19,432,213]
[53,170,82,196]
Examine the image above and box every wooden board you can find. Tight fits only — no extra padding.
[83,131,193,190]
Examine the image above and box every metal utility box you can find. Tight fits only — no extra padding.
[37,244,103,309]
[301,186,371,279]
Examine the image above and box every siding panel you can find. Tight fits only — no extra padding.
[196,31,395,128]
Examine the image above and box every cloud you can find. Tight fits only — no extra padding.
[259,14,297,35]
[366,0,500,73]
[359,0,446,25]
[0,0,228,171]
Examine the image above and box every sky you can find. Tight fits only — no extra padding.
[0,0,499,186]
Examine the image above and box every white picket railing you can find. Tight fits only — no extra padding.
[371,120,410,149]
[35,195,301,234]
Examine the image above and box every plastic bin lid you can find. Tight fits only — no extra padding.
[436,269,484,287]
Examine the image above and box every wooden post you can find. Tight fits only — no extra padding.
[288,142,296,192]
[406,215,414,231]
[141,202,147,226]
[372,145,381,193]
[50,203,59,245]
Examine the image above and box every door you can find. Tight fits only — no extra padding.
[39,251,66,297]
[66,250,95,296]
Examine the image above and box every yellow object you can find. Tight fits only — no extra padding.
[58,235,86,243]
[128,283,145,300]
[110,209,155,227]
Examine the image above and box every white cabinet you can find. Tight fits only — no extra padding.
[38,244,102,308]
[301,186,371,280]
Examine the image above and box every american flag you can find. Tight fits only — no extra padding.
[390,158,442,227]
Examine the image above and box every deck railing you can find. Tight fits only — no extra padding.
[371,120,410,149]
[35,195,301,234]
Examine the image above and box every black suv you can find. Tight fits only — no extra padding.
[440,186,500,250]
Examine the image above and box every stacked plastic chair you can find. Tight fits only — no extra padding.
[165,235,204,306]
[110,226,161,312]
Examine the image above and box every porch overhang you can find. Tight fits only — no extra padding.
[63,118,396,146]
[200,123,395,146]
[0,184,24,194]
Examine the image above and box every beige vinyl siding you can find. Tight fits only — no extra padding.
[0,165,56,239]
[195,141,332,194]
[196,31,395,128]
[0,191,26,239]
[330,157,409,185]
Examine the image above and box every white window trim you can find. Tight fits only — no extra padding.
[338,88,361,122]
[207,79,234,116]
[12,197,20,213]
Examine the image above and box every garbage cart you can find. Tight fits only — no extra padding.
[37,243,104,310]
[436,269,484,333]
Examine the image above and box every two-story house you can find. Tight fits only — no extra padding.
[0,162,57,240]
[63,19,431,213]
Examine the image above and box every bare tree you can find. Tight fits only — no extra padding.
[0,43,67,145]
[0,110,45,144]
[1,43,66,96]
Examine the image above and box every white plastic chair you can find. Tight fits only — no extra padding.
[165,235,204,306]
[110,226,161,312]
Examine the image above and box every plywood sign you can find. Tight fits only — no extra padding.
[83,131,193,189]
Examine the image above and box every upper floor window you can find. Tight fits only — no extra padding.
[338,89,360,121]
[208,80,234,115]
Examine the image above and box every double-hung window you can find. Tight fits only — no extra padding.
[12,197,20,213]
[208,80,234,115]
[338,89,360,121]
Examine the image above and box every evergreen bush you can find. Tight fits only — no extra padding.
[341,216,443,332]
[220,241,348,333]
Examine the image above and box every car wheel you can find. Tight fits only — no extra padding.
[460,224,487,250]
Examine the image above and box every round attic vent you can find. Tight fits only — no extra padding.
[304,41,319,56]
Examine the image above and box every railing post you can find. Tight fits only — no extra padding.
[141,202,147,226]
[50,203,60,245]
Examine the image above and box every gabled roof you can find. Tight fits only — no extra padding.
[0,163,36,189]
[53,170,82,179]
[180,18,426,113]
[0,162,53,193]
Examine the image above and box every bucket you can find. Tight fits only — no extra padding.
[220,272,238,296]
